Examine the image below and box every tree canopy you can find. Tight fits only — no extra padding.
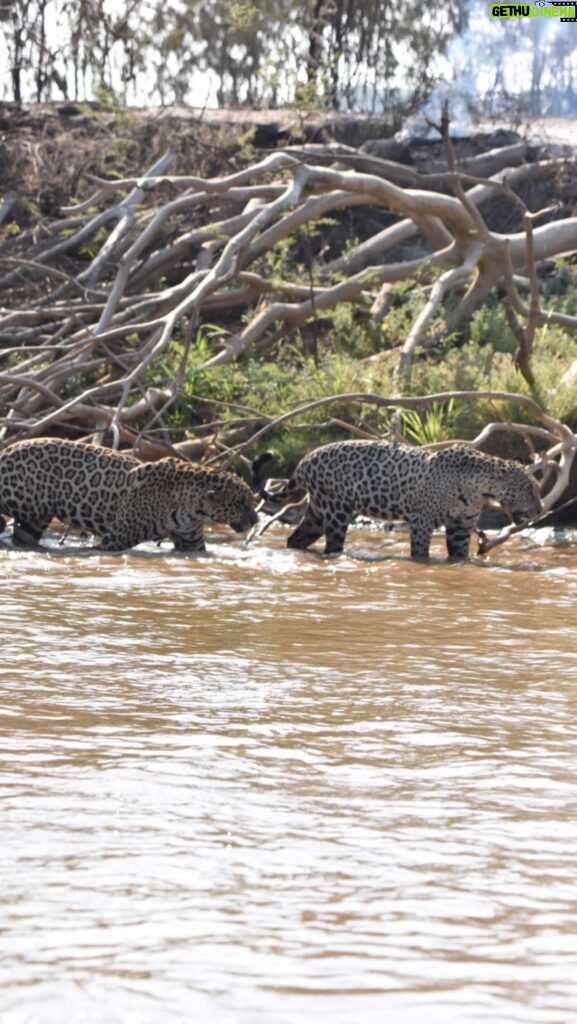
[2,0,575,117]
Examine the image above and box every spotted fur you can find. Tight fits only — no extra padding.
[280,439,542,559]
[0,438,258,551]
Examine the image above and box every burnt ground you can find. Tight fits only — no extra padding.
[1,101,576,220]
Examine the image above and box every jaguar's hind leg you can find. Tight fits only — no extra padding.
[287,503,325,550]
[323,505,353,555]
[408,517,433,559]
[12,516,50,546]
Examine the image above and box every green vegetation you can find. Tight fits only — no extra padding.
[147,267,577,471]
[2,0,464,112]
[1,89,575,463]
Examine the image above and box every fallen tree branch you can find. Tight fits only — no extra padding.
[0,124,576,444]
[215,388,572,468]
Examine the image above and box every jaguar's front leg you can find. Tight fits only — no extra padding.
[444,517,475,560]
[171,522,207,552]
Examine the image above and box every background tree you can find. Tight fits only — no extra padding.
[2,0,576,117]
[305,0,467,112]
[0,0,469,112]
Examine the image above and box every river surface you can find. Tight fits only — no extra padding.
[1,522,577,1024]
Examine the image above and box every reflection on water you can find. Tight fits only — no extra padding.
[1,526,577,1023]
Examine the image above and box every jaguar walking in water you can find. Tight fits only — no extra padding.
[0,438,258,551]
[258,440,542,559]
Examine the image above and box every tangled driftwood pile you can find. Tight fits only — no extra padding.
[1,103,577,515]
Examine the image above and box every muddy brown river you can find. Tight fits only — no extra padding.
[1,522,577,1023]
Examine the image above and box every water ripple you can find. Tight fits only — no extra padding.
[2,532,577,1022]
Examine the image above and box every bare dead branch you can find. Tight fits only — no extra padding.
[215,388,572,469]
[0,125,576,453]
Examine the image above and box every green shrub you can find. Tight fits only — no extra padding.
[141,272,577,468]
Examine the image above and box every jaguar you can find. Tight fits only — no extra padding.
[0,437,258,551]
[259,439,543,559]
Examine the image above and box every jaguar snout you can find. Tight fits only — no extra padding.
[231,507,259,533]
[511,501,543,526]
